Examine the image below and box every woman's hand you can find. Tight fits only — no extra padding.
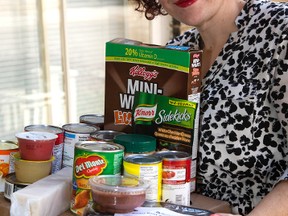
[211,214,241,216]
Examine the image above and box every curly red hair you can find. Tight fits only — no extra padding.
[130,0,167,20]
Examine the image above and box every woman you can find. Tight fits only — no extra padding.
[131,0,288,215]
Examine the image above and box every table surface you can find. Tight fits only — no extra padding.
[0,192,231,216]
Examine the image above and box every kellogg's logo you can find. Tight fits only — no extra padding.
[129,65,159,81]
[74,155,107,177]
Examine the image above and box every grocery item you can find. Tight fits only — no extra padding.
[71,141,124,215]
[90,130,125,142]
[155,150,191,206]
[113,133,156,156]
[0,140,18,192]
[4,172,30,200]
[133,92,198,192]
[104,38,202,135]
[123,154,162,202]
[89,175,148,214]
[24,124,64,173]
[10,167,72,216]
[13,152,54,183]
[62,123,97,167]
[15,131,57,161]
[79,114,104,130]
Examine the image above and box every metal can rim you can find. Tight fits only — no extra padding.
[24,124,64,134]
[75,141,124,152]
[62,123,97,134]
[124,154,162,164]
[154,150,192,161]
[5,172,31,186]
[0,140,19,150]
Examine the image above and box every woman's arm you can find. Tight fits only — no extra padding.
[247,180,288,216]
[211,181,288,216]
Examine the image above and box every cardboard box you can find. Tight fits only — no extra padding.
[104,38,202,192]
[104,38,202,141]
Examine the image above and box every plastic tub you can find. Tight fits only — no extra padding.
[15,131,57,161]
[13,153,54,183]
[89,175,148,213]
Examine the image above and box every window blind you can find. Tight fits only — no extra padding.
[0,0,152,140]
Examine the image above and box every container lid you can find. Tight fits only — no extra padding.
[91,130,126,142]
[114,134,156,153]
[75,141,124,152]
[154,150,191,160]
[79,114,104,124]
[89,175,148,193]
[15,131,57,141]
[124,154,161,164]
[62,123,97,134]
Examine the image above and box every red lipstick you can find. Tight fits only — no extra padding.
[175,0,197,8]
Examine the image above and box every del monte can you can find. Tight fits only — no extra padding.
[70,141,124,215]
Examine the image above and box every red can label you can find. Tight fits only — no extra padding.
[154,151,191,206]
[162,158,191,184]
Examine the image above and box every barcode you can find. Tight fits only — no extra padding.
[4,181,14,200]
[175,194,182,203]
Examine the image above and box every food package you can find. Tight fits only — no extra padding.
[104,38,202,192]
[104,38,202,135]
[10,167,72,216]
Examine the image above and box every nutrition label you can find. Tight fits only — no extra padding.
[139,165,160,202]
[63,132,90,167]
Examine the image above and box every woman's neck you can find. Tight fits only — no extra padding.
[198,0,245,51]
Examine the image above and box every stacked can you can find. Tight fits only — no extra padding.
[90,130,125,142]
[24,125,64,173]
[70,141,124,215]
[154,151,192,206]
[123,154,162,202]
[113,133,156,156]
[62,123,98,168]
[79,114,104,130]
[0,140,18,192]
[4,173,30,200]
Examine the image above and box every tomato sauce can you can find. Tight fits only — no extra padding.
[123,154,162,202]
[0,140,19,192]
[62,123,97,168]
[79,114,104,130]
[154,150,191,206]
[71,141,124,215]
[24,124,65,173]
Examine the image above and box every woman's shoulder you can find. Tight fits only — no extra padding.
[166,28,200,49]
[242,0,288,37]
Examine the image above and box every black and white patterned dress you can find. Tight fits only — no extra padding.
[168,0,288,214]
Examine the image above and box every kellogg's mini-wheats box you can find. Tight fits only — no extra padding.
[104,38,202,137]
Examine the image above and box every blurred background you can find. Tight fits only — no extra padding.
[0,0,286,140]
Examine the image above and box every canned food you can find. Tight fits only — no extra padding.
[24,124,64,173]
[90,130,125,142]
[123,154,162,202]
[4,172,30,200]
[0,140,18,192]
[71,141,124,215]
[79,114,104,130]
[154,151,191,206]
[62,123,97,167]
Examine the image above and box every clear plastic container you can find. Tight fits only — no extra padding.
[89,175,148,214]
